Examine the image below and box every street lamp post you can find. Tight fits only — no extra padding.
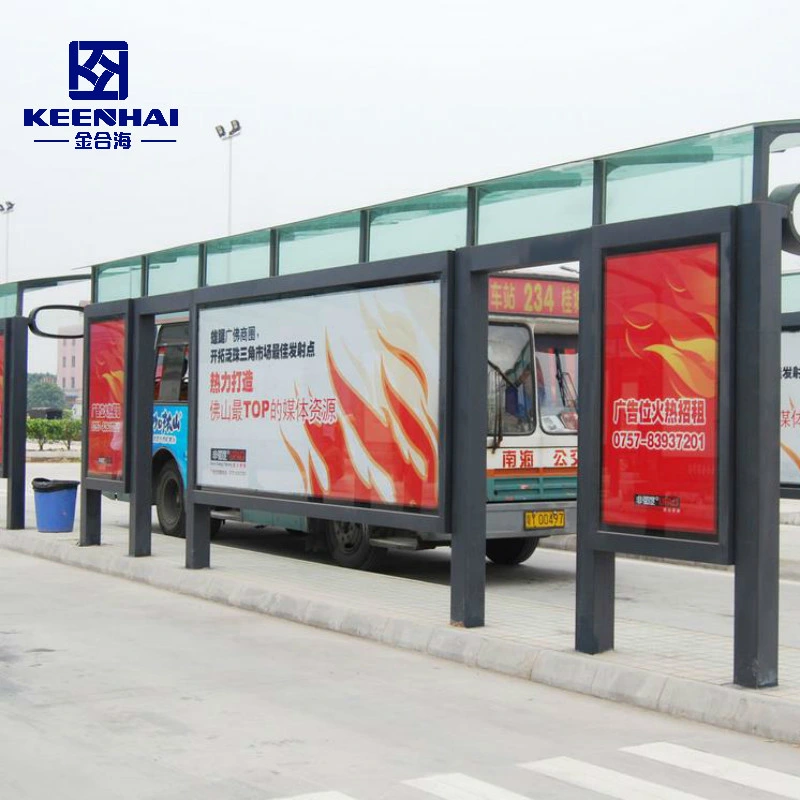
[0,201,14,284]
[215,120,242,237]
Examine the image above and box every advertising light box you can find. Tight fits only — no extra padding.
[601,242,720,539]
[0,331,5,473]
[86,317,127,480]
[781,329,800,486]
[197,281,441,512]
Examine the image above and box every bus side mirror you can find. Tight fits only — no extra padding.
[28,304,85,339]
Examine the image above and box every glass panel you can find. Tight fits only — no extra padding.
[783,272,800,313]
[0,283,16,317]
[487,323,535,437]
[605,126,754,223]
[369,189,467,260]
[478,162,593,244]
[206,229,270,286]
[278,212,360,275]
[96,258,141,301]
[147,245,199,296]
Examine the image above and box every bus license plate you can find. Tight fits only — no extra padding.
[524,510,565,530]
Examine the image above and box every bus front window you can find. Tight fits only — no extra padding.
[535,333,578,434]
[487,324,535,438]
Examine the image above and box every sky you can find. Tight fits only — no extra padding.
[2,0,800,372]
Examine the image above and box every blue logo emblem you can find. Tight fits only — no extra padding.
[69,41,128,101]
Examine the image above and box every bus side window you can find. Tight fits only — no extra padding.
[154,346,167,401]
[179,345,189,402]
[156,344,188,403]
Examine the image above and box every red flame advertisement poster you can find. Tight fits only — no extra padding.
[0,331,5,471]
[196,282,440,512]
[601,243,719,537]
[87,318,126,480]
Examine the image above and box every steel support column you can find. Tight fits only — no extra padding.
[733,202,783,687]
[449,260,488,627]
[129,313,155,556]
[575,233,615,653]
[6,317,27,529]
[79,489,101,545]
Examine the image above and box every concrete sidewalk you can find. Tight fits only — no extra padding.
[541,509,800,581]
[2,493,800,748]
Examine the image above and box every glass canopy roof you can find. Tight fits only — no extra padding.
[91,120,800,302]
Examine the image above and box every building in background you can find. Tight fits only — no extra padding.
[56,324,83,414]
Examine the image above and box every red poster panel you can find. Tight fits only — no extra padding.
[0,331,5,471]
[87,318,126,480]
[601,243,719,537]
[488,277,579,318]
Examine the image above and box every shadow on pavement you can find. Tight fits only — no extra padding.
[210,522,575,588]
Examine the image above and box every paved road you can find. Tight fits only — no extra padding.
[1,549,799,800]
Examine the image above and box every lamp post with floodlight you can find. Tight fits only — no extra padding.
[0,201,15,284]
[215,120,241,236]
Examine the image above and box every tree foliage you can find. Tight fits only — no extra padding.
[26,417,83,451]
[27,379,66,411]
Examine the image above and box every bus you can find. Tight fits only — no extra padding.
[149,269,579,569]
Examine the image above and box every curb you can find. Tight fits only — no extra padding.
[2,528,799,746]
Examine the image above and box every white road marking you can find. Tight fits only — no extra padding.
[273,793,357,800]
[624,742,800,798]
[521,756,708,799]
[405,772,532,799]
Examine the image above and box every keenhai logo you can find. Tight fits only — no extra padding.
[24,41,178,149]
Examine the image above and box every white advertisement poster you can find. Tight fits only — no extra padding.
[781,330,800,485]
[197,281,441,510]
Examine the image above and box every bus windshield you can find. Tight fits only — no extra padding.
[487,324,535,438]
[535,333,578,434]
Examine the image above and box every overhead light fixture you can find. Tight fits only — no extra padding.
[215,125,226,139]
[229,119,241,136]
[769,183,800,256]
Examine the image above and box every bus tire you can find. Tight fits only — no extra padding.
[485,536,539,565]
[325,520,387,570]
[155,461,185,538]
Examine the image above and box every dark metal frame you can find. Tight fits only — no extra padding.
[187,251,453,538]
[580,208,736,565]
[450,228,589,626]
[0,319,9,478]
[80,301,133,547]
[4,317,27,529]
[575,202,783,689]
[127,290,195,558]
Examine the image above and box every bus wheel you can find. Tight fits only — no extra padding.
[155,462,185,537]
[325,520,387,570]
[485,537,539,565]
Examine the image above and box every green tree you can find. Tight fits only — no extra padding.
[26,418,55,451]
[27,379,66,411]
[59,416,82,450]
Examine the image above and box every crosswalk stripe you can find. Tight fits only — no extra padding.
[404,772,532,799]
[520,756,708,799]
[271,793,357,800]
[623,742,800,799]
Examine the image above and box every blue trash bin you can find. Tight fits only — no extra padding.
[32,478,79,533]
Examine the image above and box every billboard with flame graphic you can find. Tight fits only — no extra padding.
[197,281,441,511]
[601,243,719,537]
[86,318,126,480]
[0,331,4,474]
[780,330,800,485]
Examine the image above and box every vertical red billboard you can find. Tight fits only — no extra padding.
[601,242,719,538]
[87,318,126,480]
[0,331,5,473]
